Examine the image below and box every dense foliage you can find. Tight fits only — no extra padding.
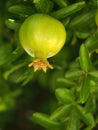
[0,0,98,130]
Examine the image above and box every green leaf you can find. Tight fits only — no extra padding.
[84,126,94,130]
[32,112,61,129]
[4,63,26,80]
[90,80,98,93]
[85,96,96,113]
[76,105,90,125]
[89,71,98,79]
[5,19,20,30]
[6,45,24,65]
[85,113,95,127]
[68,107,80,130]
[81,114,95,130]
[51,1,85,19]
[70,34,77,46]
[75,31,90,39]
[85,30,98,51]
[75,111,95,130]
[80,76,90,103]
[62,17,70,28]
[52,0,67,8]
[8,5,35,17]
[55,88,74,104]
[33,0,53,13]
[0,43,12,65]
[50,104,72,121]
[79,44,92,72]
[65,69,83,79]
[5,65,34,85]
[21,69,34,86]
[70,10,96,28]
[57,78,75,86]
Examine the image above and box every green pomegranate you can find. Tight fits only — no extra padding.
[19,14,66,72]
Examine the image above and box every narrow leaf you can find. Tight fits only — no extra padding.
[75,31,90,39]
[76,106,95,130]
[57,78,75,86]
[79,44,92,72]
[32,112,61,129]
[80,76,90,103]
[76,105,90,125]
[70,34,77,46]
[89,71,98,79]
[50,104,72,121]
[52,0,67,8]
[8,5,35,17]
[85,113,95,127]
[51,1,85,19]
[85,30,98,51]
[6,45,24,65]
[68,108,80,130]
[4,63,26,80]
[85,96,96,113]
[65,69,83,79]
[5,19,20,30]
[55,88,74,104]
[70,10,95,28]
[62,17,70,28]
[33,0,53,13]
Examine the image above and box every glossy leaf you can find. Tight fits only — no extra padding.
[62,17,70,28]
[65,69,83,79]
[75,31,90,39]
[70,34,77,46]
[57,78,75,86]
[76,106,95,128]
[4,63,26,80]
[85,30,98,51]
[68,107,80,130]
[33,0,53,13]
[52,0,67,8]
[85,113,95,127]
[50,104,72,120]
[55,88,74,104]
[79,44,92,72]
[6,45,25,65]
[80,76,90,103]
[89,71,98,79]
[32,112,61,129]
[8,5,35,17]
[51,1,85,19]
[76,105,90,125]
[5,19,20,30]
[85,96,96,113]
[70,10,96,28]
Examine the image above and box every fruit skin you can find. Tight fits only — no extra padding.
[95,9,98,27]
[19,13,66,72]
[19,13,66,59]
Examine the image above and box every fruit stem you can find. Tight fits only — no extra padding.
[28,59,53,72]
